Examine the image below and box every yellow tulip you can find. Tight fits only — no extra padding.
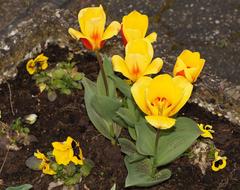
[121,10,157,45]
[211,151,227,172]
[26,54,48,75]
[112,39,163,82]
[34,150,56,175]
[68,5,121,51]
[131,74,193,129]
[173,50,205,83]
[52,137,83,166]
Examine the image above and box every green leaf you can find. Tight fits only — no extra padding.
[128,127,137,141]
[72,73,83,81]
[135,120,156,156]
[110,75,131,98]
[82,77,114,141]
[6,184,33,190]
[124,157,171,187]
[127,152,145,163]
[60,88,71,95]
[116,108,137,127]
[91,94,121,120]
[156,117,201,167]
[25,156,42,170]
[64,173,82,185]
[52,69,66,79]
[112,122,122,138]
[80,159,94,177]
[97,56,116,97]
[51,79,66,89]
[118,138,137,155]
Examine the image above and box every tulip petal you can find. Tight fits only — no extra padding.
[194,58,205,82]
[122,10,148,42]
[102,21,121,40]
[112,55,132,80]
[126,39,153,61]
[144,57,163,75]
[68,28,85,40]
[170,76,193,116]
[145,32,157,43]
[131,76,152,115]
[147,74,181,105]
[78,5,106,37]
[145,115,176,129]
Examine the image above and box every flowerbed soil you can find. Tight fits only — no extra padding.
[0,45,239,190]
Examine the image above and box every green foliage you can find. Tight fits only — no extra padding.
[11,117,30,134]
[33,62,84,101]
[155,117,201,167]
[82,57,123,142]
[124,157,171,187]
[6,184,32,190]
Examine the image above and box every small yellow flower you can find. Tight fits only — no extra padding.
[112,39,163,82]
[26,54,48,75]
[212,151,227,172]
[131,74,193,129]
[173,50,205,83]
[198,124,214,139]
[34,150,56,175]
[121,10,157,45]
[68,5,121,51]
[52,137,83,166]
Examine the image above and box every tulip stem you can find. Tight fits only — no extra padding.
[152,129,161,176]
[95,51,109,96]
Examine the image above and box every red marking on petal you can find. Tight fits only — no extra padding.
[100,40,105,49]
[80,38,93,50]
[120,25,127,46]
[176,70,185,77]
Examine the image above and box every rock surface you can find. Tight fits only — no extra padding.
[0,0,239,125]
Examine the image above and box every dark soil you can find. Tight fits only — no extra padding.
[0,45,239,190]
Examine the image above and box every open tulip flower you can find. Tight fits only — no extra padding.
[131,74,193,129]
[68,5,121,51]
[112,39,163,82]
[52,136,84,166]
[26,54,48,75]
[121,10,157,45]
[173,50,205,83]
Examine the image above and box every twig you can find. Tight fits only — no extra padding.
[0,147,10,175]
[6,82,15,116]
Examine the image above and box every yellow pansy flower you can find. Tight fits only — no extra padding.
[173,50,205,83]
[212,151,227,172]
[112,39,163,82]
[26,54,48,75]
[34,150,56,175]
[198,124,214,139]
[131,74,193,129]
[52,137,83,166]
[68,5,121,51]
[121,10,157,45]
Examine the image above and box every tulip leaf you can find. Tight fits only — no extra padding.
[110,75,131,98]
[116,108,137,127]
[82,77,114,141]
[91,94,122,120]
[6,184,33,190]
[124,157,171,187]
[97,56,116,97]
[118,138,137,155]
[128,127,137,141]
[135,120,156,156]
[156,117,201,167]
